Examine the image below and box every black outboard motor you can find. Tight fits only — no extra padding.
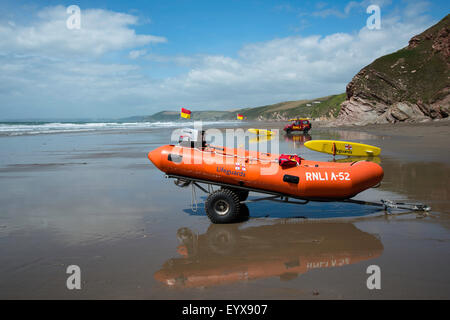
[177,129,206,149]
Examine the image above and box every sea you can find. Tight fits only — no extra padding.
[0,120,242,136]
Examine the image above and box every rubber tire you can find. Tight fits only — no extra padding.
[220,187,249,201]
[239,203,250,221]
[303,129,309,134]
[286,128,292,134]
[205,189,241,224]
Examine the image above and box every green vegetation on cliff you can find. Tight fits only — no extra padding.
[342,14,449,120]
[122,110,234,122]
[236,93,345,120]
[124,93,346,122]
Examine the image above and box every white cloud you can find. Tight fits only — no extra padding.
[312,8,347,18]
[129,49,147,59]
[345,1,361,15]
[0,3,438,119]
[313,0,393,18]
[403,1,431,18]
[0,6,166,57]
[145,9,433,109]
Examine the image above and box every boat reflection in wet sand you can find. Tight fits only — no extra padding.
[248,134,274,144]
[154,217,383,288]
[284,133,312,146]
[332,156,381,164]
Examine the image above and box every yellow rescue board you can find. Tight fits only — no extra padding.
[248,128,275,136]
[304,140,381,157]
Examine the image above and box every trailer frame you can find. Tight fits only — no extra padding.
[166,174,431,223]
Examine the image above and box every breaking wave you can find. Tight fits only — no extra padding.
[0,121,242,136]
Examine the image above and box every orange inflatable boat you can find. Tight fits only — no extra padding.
[148,131,384,223]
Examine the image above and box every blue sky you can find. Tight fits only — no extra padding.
[0,0,448,119]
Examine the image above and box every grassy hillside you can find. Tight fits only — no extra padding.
[345,14,449,107]
[122,110,234,122]
[125,93,346,122]
[234,93,346,120]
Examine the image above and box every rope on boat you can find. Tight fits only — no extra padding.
[192,146,279,164]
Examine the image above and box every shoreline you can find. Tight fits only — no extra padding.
[242,118,450,164]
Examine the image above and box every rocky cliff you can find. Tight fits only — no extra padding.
[337,14,450,125]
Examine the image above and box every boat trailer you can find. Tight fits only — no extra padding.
[167,174,431,223]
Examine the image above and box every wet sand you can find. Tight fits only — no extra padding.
[333,119,450,164]
[0,121,449,299]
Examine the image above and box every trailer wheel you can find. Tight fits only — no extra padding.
[220,187,249,201]
[206,224,239,255]
[176,227,194,243]
[205,189,241,224]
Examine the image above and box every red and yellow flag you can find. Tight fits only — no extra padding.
[237,113,244,120]
[181,107,191,119]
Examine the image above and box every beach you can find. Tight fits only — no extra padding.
[0,120,449,299]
